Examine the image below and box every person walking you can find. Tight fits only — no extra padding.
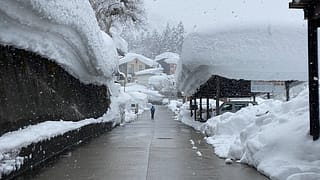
[150,105,155,120]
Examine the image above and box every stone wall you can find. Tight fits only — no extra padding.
[0,45,110,135]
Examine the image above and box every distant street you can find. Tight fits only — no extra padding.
[24,106,268,180]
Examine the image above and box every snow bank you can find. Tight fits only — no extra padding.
[0,0,118,85]
[178,104,203,131]
[135,67,163,75]
[126,83,163,103]
[0,107,119,177]
[179,84,320,180]
[148,74,176,94]
[176,0,307,95]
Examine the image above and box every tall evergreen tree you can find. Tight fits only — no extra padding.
[122,22,186,58]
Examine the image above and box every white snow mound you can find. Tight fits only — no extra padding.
[0,0,118,85]
[175,0,307,95]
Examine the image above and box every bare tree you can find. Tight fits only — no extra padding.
[89,0,145,35]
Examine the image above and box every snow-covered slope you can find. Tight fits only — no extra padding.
[0,0,118,85]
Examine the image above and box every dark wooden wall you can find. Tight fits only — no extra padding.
[0,45,110,135]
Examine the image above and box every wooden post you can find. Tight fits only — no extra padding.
[194,96,197,121]
[190,97,193,117]
[285,81,290,102]
[207,97,210,120]
[308,18,320,140]
[215,76,220,116]
[267,93,270,99]
[199,96,203,121]
[289,1,320,141]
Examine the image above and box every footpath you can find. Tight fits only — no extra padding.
[24,106,268,180]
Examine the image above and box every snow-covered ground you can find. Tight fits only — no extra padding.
[169,83,320,180]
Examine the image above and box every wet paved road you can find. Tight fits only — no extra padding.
[24,106,268,180]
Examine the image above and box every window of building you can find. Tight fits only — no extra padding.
[139,64,144,71]
[128,64,134,74]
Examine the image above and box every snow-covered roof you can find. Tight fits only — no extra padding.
[155,52,179,64]
[119,53,158,67]
[0,0,118,85]
[176,0,308,96]
[135,68,163,76]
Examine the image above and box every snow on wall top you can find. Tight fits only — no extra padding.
[155,52,179,64]
[135,68,163,76]
[0,0,118,85]
[176,0,308,96]
[119,53,158,67]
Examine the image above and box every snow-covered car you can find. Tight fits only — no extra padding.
[219,101,257,115]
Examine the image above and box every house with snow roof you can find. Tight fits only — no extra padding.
[155,52,179,75]
[119,53,159,82]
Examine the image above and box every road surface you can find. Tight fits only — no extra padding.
[22,106,268,180]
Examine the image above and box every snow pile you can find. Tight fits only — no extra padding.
[167,99,183,114]
[149,74,176,95]
[179,85,320,180]
[135,67,163,76]
[0,0,118,85]
[178,103,203,131]
[126,83,163,103]
[176,0,307,95]
[155,52,179,64]
[119,53,158,67]
[110,26,128,55]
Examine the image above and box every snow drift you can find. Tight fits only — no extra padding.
[0,0,118,85]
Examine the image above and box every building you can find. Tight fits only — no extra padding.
[155,52,179,75]
[119,53,159,82]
